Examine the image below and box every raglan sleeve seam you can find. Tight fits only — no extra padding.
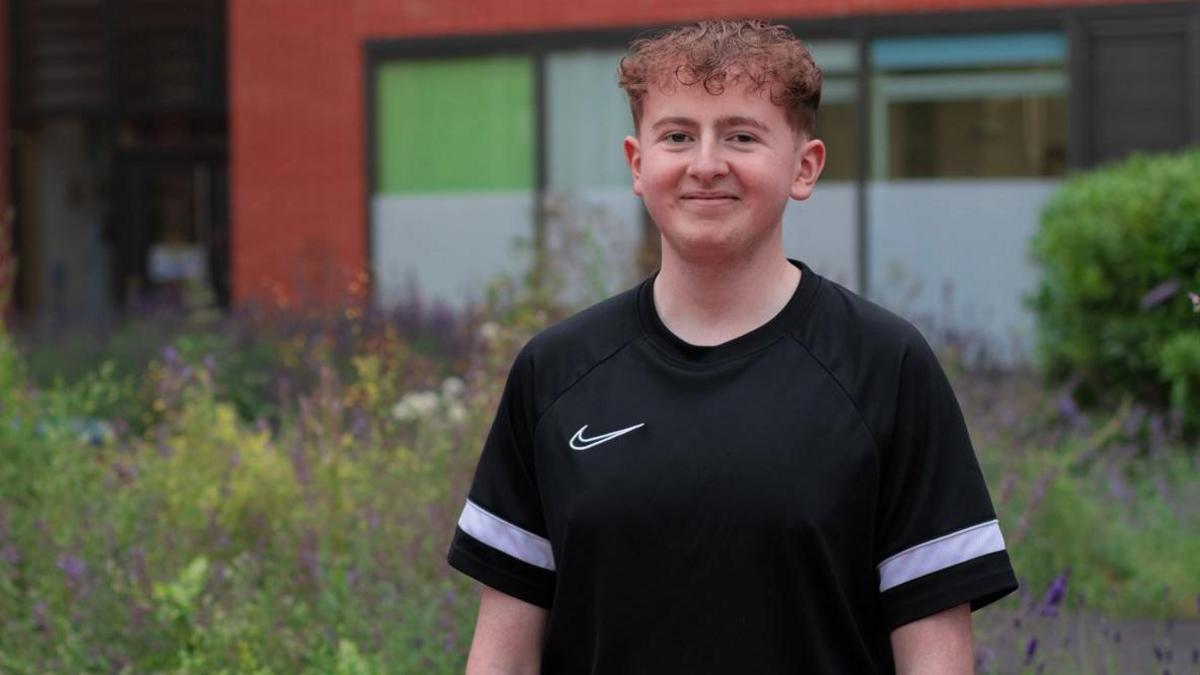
[787,333,884,457]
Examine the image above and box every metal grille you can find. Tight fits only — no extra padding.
[13,0,225,117]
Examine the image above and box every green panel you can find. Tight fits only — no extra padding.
[377,56,534,194]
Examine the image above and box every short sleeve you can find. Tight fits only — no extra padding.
[874,333,1018,630]
[447,347,556,608]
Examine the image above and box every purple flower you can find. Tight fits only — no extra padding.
[56,553,87,582]
[1056,392,1089,430]
[1024,637,1038,664]
[1,543,20,566]
[163,345,179,363]
[1139,279,1179,309]
[1108,467,1133,503]
[974,645,996,673]
[1039,570,1068,616]
[32,600,49,634]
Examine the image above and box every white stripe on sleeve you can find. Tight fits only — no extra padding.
[877,519,1005,592]
[458,500,556,571]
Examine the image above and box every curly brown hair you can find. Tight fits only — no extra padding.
[618,19,822,136]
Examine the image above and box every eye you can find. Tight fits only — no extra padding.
[729,133,758,144]
[663,132,692,144]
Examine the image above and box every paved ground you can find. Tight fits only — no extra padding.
[975,609,1200,674]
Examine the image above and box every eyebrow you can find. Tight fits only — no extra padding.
[650,115,771,132]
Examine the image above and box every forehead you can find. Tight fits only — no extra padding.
[639,76,789,128]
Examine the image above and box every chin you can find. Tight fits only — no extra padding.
[663,231,749,263]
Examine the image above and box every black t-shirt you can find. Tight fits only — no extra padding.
[448,260,1017,674]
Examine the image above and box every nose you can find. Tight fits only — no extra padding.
[687,137,729,182]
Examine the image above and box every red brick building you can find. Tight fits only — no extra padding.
[5,0,1199,356]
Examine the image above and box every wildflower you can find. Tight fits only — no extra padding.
[1189,291,1200,312]
[1107,465,1132,503]
[32,599,49,634]
[391,391,439,422]
[479,321,501,343]
[973,645,995,673]
[1140,279,1179,309]
[441,376,465,400]
[446,401,468,425]
[1038,569,1068,616]
[56,553,87,582]
[1024,636,1038,665]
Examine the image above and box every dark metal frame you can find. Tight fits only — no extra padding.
[1070,9,1200,167]
[7,0,23,310]
[8,0,230,313]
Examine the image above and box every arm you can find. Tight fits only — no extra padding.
[465,584,548,675]
[889,603,973,675]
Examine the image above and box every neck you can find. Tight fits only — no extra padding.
[653,240,800,346]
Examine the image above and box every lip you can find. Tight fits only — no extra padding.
[681,192,739,201]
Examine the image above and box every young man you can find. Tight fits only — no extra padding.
[448,20,1017,674]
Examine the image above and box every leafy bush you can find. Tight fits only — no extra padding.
[1030,150,1200,414]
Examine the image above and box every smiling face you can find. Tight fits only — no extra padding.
[624,76,825,266]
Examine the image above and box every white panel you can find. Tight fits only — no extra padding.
[545,50,633,191]
[372,193,534,309]
[458,500,555,571]
[807,40,859,75]
[783,181,858,292]
[866,179,1062,365]
[877,520,1006,592]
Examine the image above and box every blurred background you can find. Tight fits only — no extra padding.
[1,0,1199,673]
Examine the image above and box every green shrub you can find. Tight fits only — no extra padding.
[1030,150,1200,412]
[1160,331,1200,433]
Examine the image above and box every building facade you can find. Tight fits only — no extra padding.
[5,0,1200,361]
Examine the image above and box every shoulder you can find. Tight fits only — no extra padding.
[514,283,646,418]
[788,274,944,445]
[790,274,930,371]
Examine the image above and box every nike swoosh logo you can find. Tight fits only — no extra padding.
[569,423,645,451]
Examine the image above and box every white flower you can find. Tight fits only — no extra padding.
[441,377,465,400]
[446,402,467,425]
[390,391,440,422]
[479,321,501,342]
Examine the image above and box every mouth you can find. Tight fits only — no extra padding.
[681,192,739,204]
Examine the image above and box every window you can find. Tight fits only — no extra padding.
[871,33,1067,178]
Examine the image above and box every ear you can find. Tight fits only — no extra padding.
[624,136,643,197]
[790,137,826,202]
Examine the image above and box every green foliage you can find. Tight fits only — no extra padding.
[1159,331,1200,434]
[967,384,1200,619]
[1030,150,1200,412]
[2,280,1198,671]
